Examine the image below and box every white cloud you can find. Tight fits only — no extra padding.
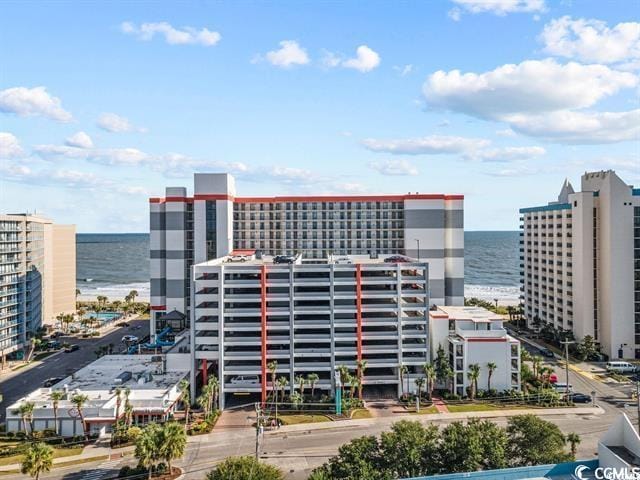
[508,109,640,143]
[321,50,342,68]
[423,59,637,119]
[464,146,546,162]
[342,45,381,72]
[0,86,73,122]
[393,64,413,76]
[121,21,221,46]
[264,41,310,68]
[0,132,25,158]
[448,7,462,21]
[361,135,490,155]
[450,0,546,17]
[539,16,640,64]
[496,128,517,137]
[34,143,150,166]
[97,113,147,133]
[65,131,94,149]
[369,159,419,176]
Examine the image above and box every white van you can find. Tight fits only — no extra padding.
[606,361,637,374]
[552,382,573,393]
[230,375,260,385]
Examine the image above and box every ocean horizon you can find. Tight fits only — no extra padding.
[76,231,521,303]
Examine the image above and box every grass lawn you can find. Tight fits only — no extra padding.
[409,405,440,415]
[34,351,58,361]
[0,446,83,466]
[279,414,332,425]
[350,409,373,419]
[445,403,505,413]
[0,454,108,476]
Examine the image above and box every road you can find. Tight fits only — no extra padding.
[0,318,149,420]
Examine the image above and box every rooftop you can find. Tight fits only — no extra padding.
[433,306,502,323]
[199,253,425,267]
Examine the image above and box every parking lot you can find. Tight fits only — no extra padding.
[0,318,149,421]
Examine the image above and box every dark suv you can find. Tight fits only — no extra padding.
[384,255,410,263]
[273,255,295,264]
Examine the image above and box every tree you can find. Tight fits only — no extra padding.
[576,335,598,361]
[380,420,439,478]
[290,392,303,409]
[414,377,425,401]
[422,364,436,399]
[486,362,497,391]
[207,376,220,413]
[135,423,161,479]
[179,379,191,430]
[295,374,307,396]
[71,393,89,438]
[531,356,542,378]
[50,391,65,435]
[206,456,283,480]
[356,359,367,399]
[14,402,35,436]
[276,376,289,403]
[159,422,187,473]
[20,442,53,480]
[338,365,350,400]
[507,415,570,466]
[307,373,320,399]
[267,361,278,402]
[467,364,481,400]
[129,290,139,303]
[124,387,133,427]
[313,435,389,480]
[566,432,581,459]
[468,419,508,470]
[399,364,408,399]
[434,344,451,386]
[438,421,484,473]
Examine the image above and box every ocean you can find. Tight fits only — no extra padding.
[76,231,521,303]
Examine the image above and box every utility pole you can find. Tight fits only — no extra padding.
[254,403,263,459]
[560,340,575,397]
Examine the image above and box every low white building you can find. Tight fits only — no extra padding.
[429,306,520,397]
[6,355,188,437]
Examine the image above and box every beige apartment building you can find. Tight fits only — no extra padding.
[0,214,76,356]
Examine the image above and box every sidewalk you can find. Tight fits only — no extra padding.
[266,405,604,436]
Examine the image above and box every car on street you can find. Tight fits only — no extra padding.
[117,322,130,327]
[132,325,142,330]
[43,377,64,387]
[122,335,138,343]
[64,344,79,353]
[606,361,637,374]
[564,392,592,403]
[46,340,61,350]
[540,348,555,358]
[384,255,410,263]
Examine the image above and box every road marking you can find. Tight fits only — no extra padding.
[77,459,122,480]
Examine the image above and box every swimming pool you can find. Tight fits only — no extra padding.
[82,312,122,323]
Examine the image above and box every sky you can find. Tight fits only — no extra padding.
[0,0,638,233]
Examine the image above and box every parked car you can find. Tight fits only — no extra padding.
[384,255,410,263]
[606,361,637,374]
[46,340,61,350]
[334,257,352,264]
[540,348,555,358]
[64,344,79,353]
[116,322,130,327]
[122,335,138,343]
[229,375,259,385]
[565,392,592,404]
[552,382,573,393]
[43,377,64,387]
[273,255,295,264]
[228,254,250,262]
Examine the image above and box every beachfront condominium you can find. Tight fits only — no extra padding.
[0,214,76,358]
[519,170,639,360]
[191,253,429,407]
[149,173,464,333]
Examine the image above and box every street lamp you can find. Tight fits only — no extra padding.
[560,340,575,397]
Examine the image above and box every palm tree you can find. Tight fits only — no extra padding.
[566,432,581,458]
[197,389,210,417]
[159,422,186,474]
[129,290,139,303]
[337,365,350,400]
[124,387,133,427]
[20,442,53,480]
[532,356,542,378]
[135,423,160,479]
[399,364,408,399]
[414,377,425,401]
[356,359,367,399]
[295,374,307,397]
[276,376,289,402]
[50,391,65,435]
[307,373,319,399]
[207,376,220,413]
[422,363,436,400]
[71,393,89,438]
[486,362,497,391]
[14,402,35,436]
[467,364,481,400]
[290,392,303,409]
[267,361,278,401]
[179,379,190,429]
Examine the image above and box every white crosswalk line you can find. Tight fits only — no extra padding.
[77,458,122,480]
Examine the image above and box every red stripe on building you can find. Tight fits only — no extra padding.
[150,305,166,311]
[467,338,508,342]
[201,359,208,385]
[260,264,268,406]
[356,264,363,362]
[444,195,464,200]
[193,194,234,201]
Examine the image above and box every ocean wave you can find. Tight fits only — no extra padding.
[76,282,150,301]
[464,284,520,304]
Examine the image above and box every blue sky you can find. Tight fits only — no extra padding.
[1,0,638,232]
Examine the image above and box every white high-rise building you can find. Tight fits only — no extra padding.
[520,171,640,359]
[149,173,465,334]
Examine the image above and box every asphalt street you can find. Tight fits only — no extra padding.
[0,318,149,421]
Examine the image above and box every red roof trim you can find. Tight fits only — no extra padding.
[152,193,464,204]
[150,305,166,311]
[231,249,256,255]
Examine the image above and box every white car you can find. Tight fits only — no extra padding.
[334,257,353,264]
[229,375,259,385]
[228,255,250,262]
[606,361,637,374]
[121,335,138,343]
